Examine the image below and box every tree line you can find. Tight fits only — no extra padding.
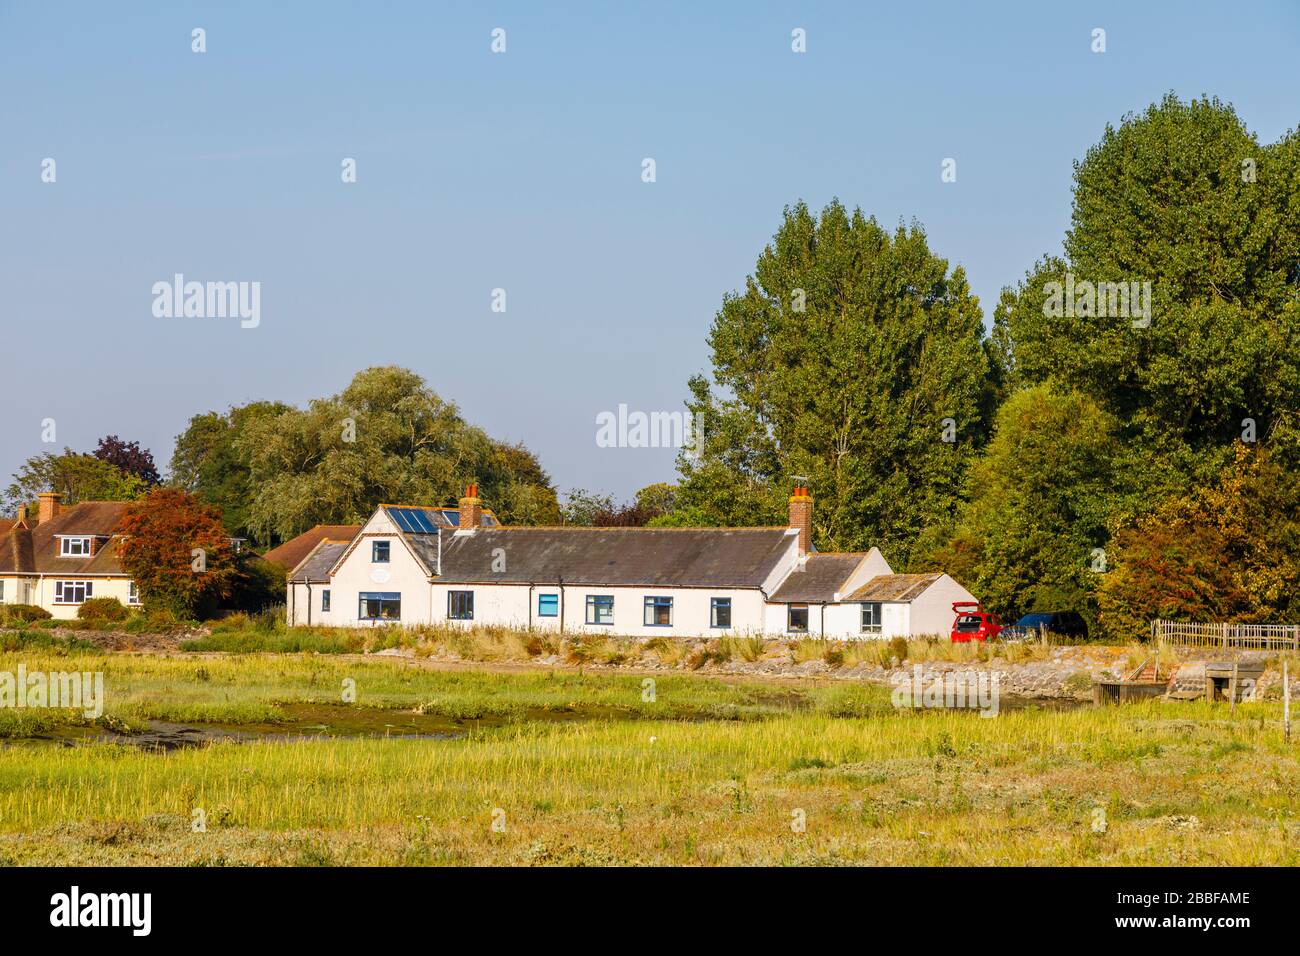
[5,93,1297,637]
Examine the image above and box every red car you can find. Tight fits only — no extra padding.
[950,602,1002,643]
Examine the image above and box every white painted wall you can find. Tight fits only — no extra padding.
[425,583,767,637]
[908,574,976,636]
[329,530,433,626]
[835,548,893,599]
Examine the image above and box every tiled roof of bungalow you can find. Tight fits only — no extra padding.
[289,540,352,584]
[264,524,363,571]
[843,572,944,603]
[767,553,869,603]
[401,526,799,589]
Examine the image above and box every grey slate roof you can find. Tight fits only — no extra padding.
[411,527,797,588]
[768,553,867,603]
[844,572,943,602]
[290,541,351,584]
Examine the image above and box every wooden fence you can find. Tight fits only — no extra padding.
[1152,619,1300,651]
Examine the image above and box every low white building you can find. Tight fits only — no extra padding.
[285,485,978,639]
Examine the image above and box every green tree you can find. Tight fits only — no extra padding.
[665,200,995,562]
[235,367,559,540]
[169,402,293,544]
[4,450,146,513]
[996,94,1300,488]
[915,386,1137,623]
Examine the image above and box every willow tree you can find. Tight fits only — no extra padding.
[233,366,560,542]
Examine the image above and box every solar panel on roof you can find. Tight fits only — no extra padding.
[388,507,438,534]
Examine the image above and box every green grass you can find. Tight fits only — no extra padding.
[0,649,1296,865]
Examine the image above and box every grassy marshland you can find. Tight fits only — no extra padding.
[0,646,1297,865]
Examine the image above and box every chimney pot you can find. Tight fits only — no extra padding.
[788,484,813,556]
[459,484,482,529]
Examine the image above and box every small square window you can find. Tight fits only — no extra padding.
[372,541,390,563]
[860,601,882,635]
[586,595,614,625]
[643,596,672,627]
[537,593,559,617]
[787,604,809,633]
[448,591,474,620]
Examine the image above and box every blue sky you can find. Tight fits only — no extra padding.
[2,1,1297,504]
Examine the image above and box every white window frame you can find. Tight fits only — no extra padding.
[60,537,93,557]
[54,580,94,605]
[128,581,141,605]
[860,601,883,635]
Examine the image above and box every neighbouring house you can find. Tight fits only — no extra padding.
[286,483,978,638]
[265,524,363,572]
[0,493,141,619]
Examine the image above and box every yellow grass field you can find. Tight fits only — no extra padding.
[0,648,1296,866]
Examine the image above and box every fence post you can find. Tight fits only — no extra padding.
[1285,660,1291,744]
[1222,622,1229,649]
[1293,625,1298,652]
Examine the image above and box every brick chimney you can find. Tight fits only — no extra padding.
[459,483,482,529]
[37,492,61,525]
[788,484,813,556]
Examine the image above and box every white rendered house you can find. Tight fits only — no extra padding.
[286,485,978,639]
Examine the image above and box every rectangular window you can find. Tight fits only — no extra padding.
[0,580,4,602]
[537,593,559,617]
[643,595,672,627]
[585,594,614,625]
[54,580,93,605]
[860,601,882,635]
[710,597,732,628]
[321,589,331,612]
[128,581,140,605]
[358,591,401,621]
[60,537,92,557]
[787,604,809,633]
[448,590,474,620]
[372,540,390,563]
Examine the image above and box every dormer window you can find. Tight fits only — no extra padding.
[60,537,93,557]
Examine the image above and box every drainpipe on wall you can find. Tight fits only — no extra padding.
[306,583,313,627]
[558,577,564,636]
[528,583,534,631]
